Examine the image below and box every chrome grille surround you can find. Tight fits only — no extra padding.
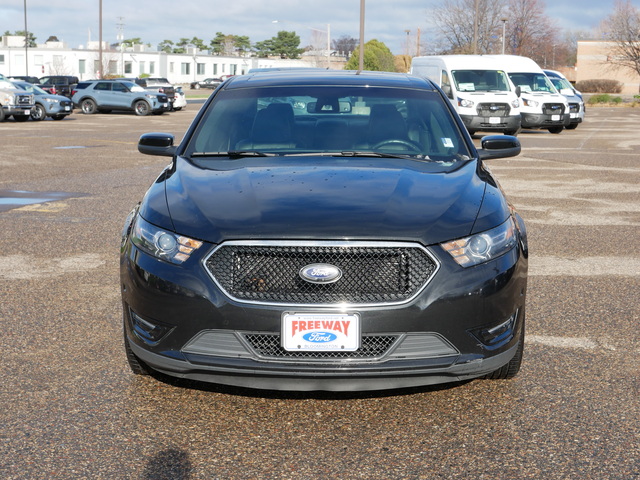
[203,240,440,307]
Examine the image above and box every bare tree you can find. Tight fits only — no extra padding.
[599,0,640,80]
[505,0,559,65]
[429,0,508,54]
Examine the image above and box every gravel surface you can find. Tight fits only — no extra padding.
[1,105,638,479]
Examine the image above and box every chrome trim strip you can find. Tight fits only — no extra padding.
[202,240,441,308]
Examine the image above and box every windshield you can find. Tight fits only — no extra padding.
[548,76,573,92]
[14,82,48,94]
[185,85,471,167]
[451,69,511,92]
[508,72,557,94]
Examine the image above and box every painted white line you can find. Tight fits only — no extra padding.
[526,335,617,351]
[529,256,640,276]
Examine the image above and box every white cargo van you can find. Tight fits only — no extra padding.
[488,55,570,134]
[410,55,521,135]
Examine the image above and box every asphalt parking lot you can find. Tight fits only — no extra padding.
[0,104,638,479]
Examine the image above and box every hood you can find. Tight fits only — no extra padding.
[162,156,488,246]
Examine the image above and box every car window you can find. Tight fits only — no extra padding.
[94,82,113,91]
[112,82,128,93]
[508,72,556,93]
[451,70,510,92]
[185,85,471,167]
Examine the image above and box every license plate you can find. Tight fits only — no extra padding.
[163,103,168,108]
[282,313,360,352]
[552,114,561,121]
[64,106,71,111]
[489,117,501,124]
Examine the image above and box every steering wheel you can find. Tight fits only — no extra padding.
[372,139,422,152]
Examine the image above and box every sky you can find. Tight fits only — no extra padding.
[1,0,637,56]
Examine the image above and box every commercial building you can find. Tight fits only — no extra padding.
[0,36,344,84]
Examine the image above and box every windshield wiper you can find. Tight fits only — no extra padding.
[282,151,431,160]
[190,151,276,158]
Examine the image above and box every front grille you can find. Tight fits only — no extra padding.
[543,103,565,115]
[244,333,398,360]
[17,95,32,105]
[157,94,168,103]
[477,103,509,117]
[205,241,439,305]
[61,100,72,107]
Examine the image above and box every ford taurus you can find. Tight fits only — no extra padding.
[120,70,528,391]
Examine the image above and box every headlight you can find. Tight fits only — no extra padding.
[145,94,157,100]
[45,98,60,104]
[457,97,474,108]
[511,99,520,108]
[522,98,539,108]
[441,217,517,267]
[131,216,203,264]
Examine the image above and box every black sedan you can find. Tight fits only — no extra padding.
[189,77,223,89]
[121,70,528,392]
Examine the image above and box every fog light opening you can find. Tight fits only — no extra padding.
[473,310,518,348]
[129,310,173,345]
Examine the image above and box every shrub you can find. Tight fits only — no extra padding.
[588,94,623,104]
[575,79,623,93]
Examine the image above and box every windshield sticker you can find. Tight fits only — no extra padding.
[441,138,454,148]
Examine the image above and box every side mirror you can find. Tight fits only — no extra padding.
[477,135,521,160]
[515,86,521,97]
[442,84,453,99]
[138,132,177,157]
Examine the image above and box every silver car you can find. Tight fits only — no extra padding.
[12,80,73,121]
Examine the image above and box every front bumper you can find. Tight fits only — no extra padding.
[2,105,32,116]
[120,236,528,391]
[521,112,570,129]
[460,114,521,133]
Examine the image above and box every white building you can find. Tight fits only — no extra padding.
[0,36,322,84]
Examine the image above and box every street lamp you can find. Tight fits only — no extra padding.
[272,20,331,68]
[501,18,507,55]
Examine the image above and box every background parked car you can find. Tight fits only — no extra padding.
[12,80,73,121]
[134,77,176,108]
[72,79,169,116]
[9,75,40,85]
[172,86,187,110]
[38,75,79,97]
[544,69,585,130]
[189,77,223,90]
[0,74,34,122]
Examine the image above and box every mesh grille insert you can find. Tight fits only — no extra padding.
[205,242,438,305]
[244,333,398,360]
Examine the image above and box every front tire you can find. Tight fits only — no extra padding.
[548,126,563,134]
[81,98,97,114]
[134,100,150,116]
[566,123,578,130]
[124,329,152,376]
[31,104,47,121]
[13,115,30,122]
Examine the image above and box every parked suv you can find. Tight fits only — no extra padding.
[12,80,73,121]
[134,77,176,108]
[72,80,169,116]
[38,75,79,97]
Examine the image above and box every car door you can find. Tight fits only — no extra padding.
[92,81,113,106]
[110,82,132,109]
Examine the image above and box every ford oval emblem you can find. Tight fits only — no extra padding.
[299,263,342,284]
[303,332,338,343]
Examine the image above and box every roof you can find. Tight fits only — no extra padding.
[223,69,437,90]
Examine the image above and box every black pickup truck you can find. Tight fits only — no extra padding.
[38,76,79,98]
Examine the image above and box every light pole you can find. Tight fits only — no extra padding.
[23,0,29,76]
[359,0,365,71]
[501,18,507,55]
[272,20,331,68]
